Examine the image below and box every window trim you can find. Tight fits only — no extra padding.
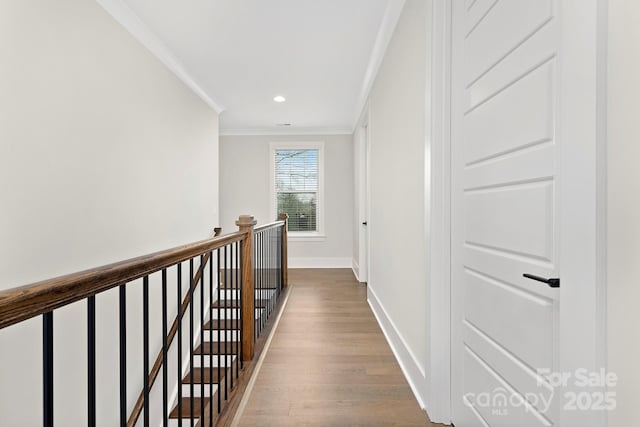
[270,141,326,240]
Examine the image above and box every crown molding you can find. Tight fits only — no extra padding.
[351,0,406,131]
[96,0,225,114]
[219,127,353,136]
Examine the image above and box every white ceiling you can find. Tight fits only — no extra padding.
[118,0,395,134]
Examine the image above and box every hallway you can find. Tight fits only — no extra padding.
[236,269,436,426]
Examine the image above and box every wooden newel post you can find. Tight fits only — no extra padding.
[278,213,289,288]
[236,215,257,361]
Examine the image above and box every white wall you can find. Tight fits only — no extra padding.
[358,0,431,411]
[219,134,353,268]
[0,0,219,425]
[607,1,640,425]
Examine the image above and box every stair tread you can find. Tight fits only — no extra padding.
[203,315,267,332]
[169,396,218,419]
[219,281,278,290]
[181,366,235,384]
[194,341,239,355]
[204,319,240,330]
[212,299,270,309]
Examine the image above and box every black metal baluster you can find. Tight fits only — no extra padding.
[231,243,235,386]
[263,232,266,323]
[270,228,273,306]
[264,231,266,322]
[273,229,276,306]
[200,255,205,423]
[119,285,127,427]
[265,229,269,317]
[264,231,268,327]
[216,249,221,414]
[276,227,280,295]
[177,264,183,425]
[239,240,244,370]
[189,259,194,427]
[260,232,264,332]
[270,229,273,310]
[276,227,279,301]
[260,232,263,329]
[254,232,258,338]
[252,237,256,341]
[88,296,96,427]
[230,242,235,382]
[209,251,214,427]
[235,241,240,379]
[162,269,168,427]
[276,228,279,299]
[265,230,268,319]
[143,276,150,427]
[254,235,258,340]
[275,228,279,303]
[260,232,265,332]
[258,232,262,332]
[276,227,280,294]
[43,311,53,427]
[273,228,276,307]
[224,244,229,400]
[273,229,275,306]
[255,232,259,337]
[279,226,283,293]
[269,228,273,316]
[273,228,276,297]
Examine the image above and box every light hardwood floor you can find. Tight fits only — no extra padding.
[236,268,438,426]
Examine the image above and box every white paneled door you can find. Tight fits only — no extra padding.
[450,0,605,426]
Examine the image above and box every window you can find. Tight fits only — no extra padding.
[271,142,324,238]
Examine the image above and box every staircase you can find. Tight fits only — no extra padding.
[0,214,288,427]
[168,268,281,426]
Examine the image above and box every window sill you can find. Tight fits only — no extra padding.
[288,233,327,242]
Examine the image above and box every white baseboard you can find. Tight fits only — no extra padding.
[289,257,352,269]
[352,259,361,281]
[367,287,427,411]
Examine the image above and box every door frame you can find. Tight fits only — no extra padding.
[424,0,453,423]
[356,107,371,283]
[442,0,609,426]
[556,0,608,425]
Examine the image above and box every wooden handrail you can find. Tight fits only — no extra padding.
[0,231,246,330]
[253,220,285,233]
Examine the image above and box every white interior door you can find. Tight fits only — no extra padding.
[358,122,370,283]
[450,0,605,426]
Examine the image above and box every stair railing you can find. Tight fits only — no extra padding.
[0,213,288,427]
[252,213,289,339]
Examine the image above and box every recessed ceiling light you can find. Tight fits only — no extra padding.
[276,123,292,127]
[273,95,286,103]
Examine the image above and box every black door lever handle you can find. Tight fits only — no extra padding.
[523,274,560,288]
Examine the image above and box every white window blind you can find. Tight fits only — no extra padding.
[274,149,319,232]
